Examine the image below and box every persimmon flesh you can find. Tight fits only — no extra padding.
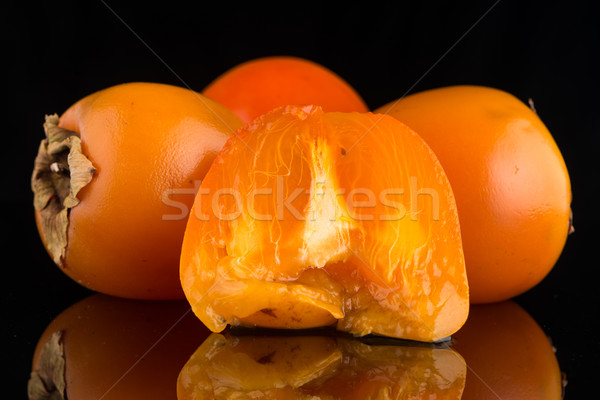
[180,105,469,341]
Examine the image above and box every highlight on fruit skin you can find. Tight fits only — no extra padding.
[452,300,564,399]
[177,333,467,399]
[376,85,572,304]
[203,55,369,123]
[28,294,211,400]
[180,104,469,342]
[31,82,242,299]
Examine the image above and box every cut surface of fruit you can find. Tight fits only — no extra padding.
[180,105,469,341]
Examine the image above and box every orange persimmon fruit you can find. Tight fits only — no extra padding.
[376,86,572,303]
[180,105,469,341]
[178,333,466,399]
[31,82,242,299]
[202,56,369,123]
[452,300,564,399]
[28,294,211,400]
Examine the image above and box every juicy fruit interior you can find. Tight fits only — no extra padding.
[180,105,469,342]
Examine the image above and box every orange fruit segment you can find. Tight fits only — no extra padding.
[177,333,466,399]
[180,105,469,341]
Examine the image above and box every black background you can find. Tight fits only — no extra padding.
[4,0,598,398]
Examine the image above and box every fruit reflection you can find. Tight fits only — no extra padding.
[452,300,564,399]
[177,332,466,399]
[28,294,211,400]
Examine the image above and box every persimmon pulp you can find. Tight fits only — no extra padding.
[180,105,469,342]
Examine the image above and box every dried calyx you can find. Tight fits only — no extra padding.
[31,114,96,267]
[27,331,66,400]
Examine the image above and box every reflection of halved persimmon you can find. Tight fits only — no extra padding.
[452,300,564,399]
[28,294,210,400]
[178,333,466,399]
[180,105,469,341]
[203,56,369,123]
[32,82,242,299]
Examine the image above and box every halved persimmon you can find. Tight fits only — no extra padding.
[178,333,466,399]
[180,105,469,341]
[203,56,369,123]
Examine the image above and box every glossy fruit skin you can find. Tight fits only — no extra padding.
[35,82,242,299]
[30,294,211,400]
[376,86,572,303]
[452,301,563,399]
[180,105,469,342]
[203,56,369,123]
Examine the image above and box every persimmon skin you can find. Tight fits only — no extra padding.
[35,82,242,299]
[203,56,369,123]
[452,301,563,399]
[376,86,572,303]
[30,294,211,400]
[180,105,469,342]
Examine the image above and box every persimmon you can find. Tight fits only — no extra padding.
[28,294,211,400]
[202,56,369,123]
[31,82,242,299]
[178,333,466,399]
[452,300,564,399]
[376,86,572,303]
[180,105,469,341]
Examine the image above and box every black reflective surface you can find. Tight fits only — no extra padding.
[5,1,597,398]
